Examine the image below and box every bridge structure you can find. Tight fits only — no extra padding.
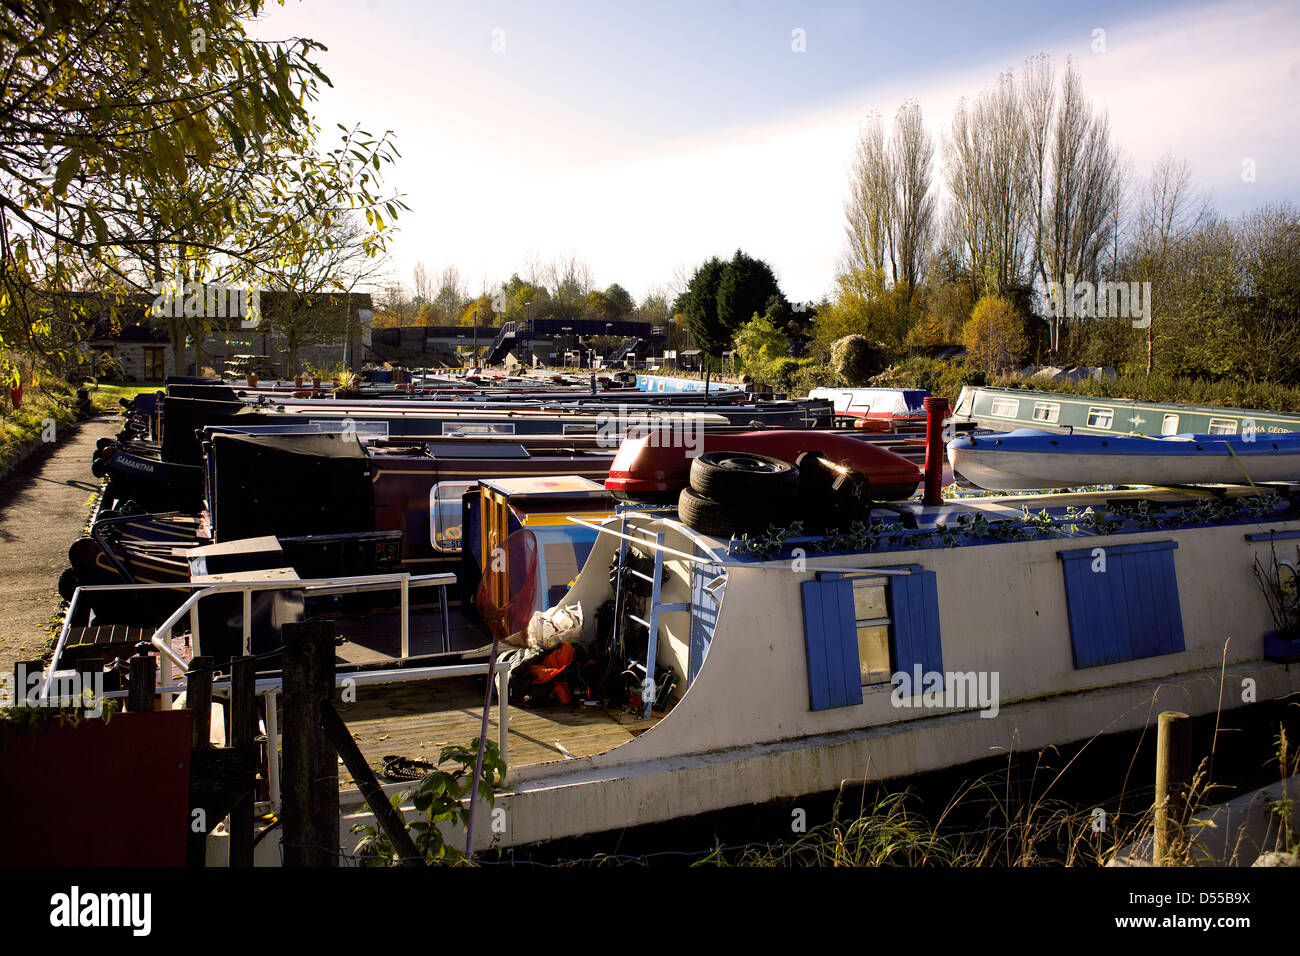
[485,318,665,366]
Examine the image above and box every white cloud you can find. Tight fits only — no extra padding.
[257,0,1300,304]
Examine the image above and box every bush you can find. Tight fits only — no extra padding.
[871,356,987,405]
[733,315,792,385]
[963,295,1027,375]
[769,357,801,391]
[830,335,890,386]
[993,371,1300,414]
[792,360,835,394]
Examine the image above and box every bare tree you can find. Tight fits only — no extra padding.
[547,252,594,315]
[522,251,549,290]
[433,265,467,321]
[889,101,936,302]
[843,112,893,282]
[943,71,1034,297]
[1022,54,1055,290]
[374,281,415,328]
[1038,60,1121,352]
[1133,152,1212,372]
[412,262,433,306]
[264,215,390,374]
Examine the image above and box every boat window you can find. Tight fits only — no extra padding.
[562,423,598,435]
[429,481,475,552]
[442,422,515,436]
[989,397,1020,418]
[852,578,892,685]
[1032,401,1061,424]
[1208,418,1238,435]
[308,419,388,437]
[1161,414,1179,436]
[1086,407,1114,429]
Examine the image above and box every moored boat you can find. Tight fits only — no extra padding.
[948,428,1300,490]
[953,384,1300,437]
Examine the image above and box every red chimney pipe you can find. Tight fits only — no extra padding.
[922,396,949,506]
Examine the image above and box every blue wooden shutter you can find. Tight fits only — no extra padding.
[801,577,863,711]
[1058,541,1185,669]
[887,566,943,681]
[689,565,723,684]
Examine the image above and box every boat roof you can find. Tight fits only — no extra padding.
[608,484,1293,566]
[481,475,609,499]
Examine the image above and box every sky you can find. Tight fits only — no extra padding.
[250,0,1300,305]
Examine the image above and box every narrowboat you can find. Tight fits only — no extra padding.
[67,431,622,600]
[948,428,1300,490]
[93,390,831,513]
[807,387,930,431]
[414,476,1300,850]
[953,385,1300,437]
[44,401,1300,859]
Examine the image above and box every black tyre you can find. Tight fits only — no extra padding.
[688,451,797,504]
[792,452,836,532]
[677,486,793,538]
[830,472,873,523]
[57,567,79,602]
[67,536,103,572]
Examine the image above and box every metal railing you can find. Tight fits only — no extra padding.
[43,570,515,807]
[48,571,457,690]
[566,513,915,575]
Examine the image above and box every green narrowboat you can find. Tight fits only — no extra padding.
[952,385,1300,437]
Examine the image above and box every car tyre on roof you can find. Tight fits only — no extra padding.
[688,451,797,505]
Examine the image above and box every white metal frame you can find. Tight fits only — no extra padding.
[43,570,515,808]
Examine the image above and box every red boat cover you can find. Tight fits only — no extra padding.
[606,428,923,499]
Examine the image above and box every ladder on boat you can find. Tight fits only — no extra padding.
[611,519,687,717]
[609,517,733,717]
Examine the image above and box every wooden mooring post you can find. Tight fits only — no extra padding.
[186,657,213,867]
[281,622,339,867]
[1153,710,1194,866]
[228,655,257,867]
[127,643,155,713]
[186,656,260,868]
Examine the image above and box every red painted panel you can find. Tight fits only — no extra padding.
[0,711,191,866]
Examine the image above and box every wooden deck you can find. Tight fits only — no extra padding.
[331,603,493,664]
[329,678,660,790]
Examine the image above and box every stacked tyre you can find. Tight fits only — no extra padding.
[675,449,877,538]
[677,451,799,538]
[793,451,873,534]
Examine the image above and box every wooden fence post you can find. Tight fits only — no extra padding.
[281,622,338,867]
[127,644,155,713]
[1154,710,1194,866]
[186,656,214,867]
[187,657,213,752]
[228,656,256,867]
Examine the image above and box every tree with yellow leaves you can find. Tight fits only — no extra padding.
[963,294,1026,375]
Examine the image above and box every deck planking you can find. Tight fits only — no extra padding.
[324,678,659,789]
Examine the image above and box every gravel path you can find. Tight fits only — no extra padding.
[0,416,119,674]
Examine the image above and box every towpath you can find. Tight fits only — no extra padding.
[0,416,118,676]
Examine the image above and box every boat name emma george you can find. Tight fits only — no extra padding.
[889,665,1000,718]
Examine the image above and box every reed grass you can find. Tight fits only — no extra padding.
[695,702,1299,868]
